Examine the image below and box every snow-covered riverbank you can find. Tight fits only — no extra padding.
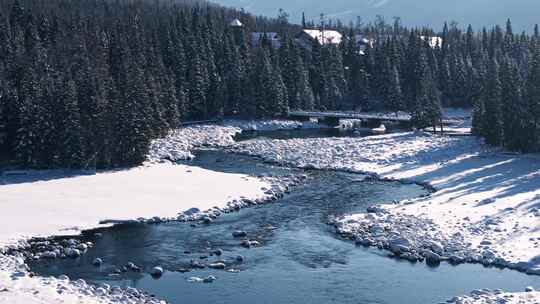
[230,132,540,276]
[0,163,272,303]
[147,119,327,163]
[0,119,320,304]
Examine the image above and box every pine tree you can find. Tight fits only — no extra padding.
[526,45,540,150]
[500,57,526,151]
[384,60,403,114]
[61,79,85,168]
[187,53,207,119]
[410,49,441,129]
[482,58,503,145]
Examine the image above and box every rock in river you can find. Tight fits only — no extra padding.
[64,248,81,258]
[203,275,217,283]
[232,230,247,238]
[92,258,103,266]
[423,250,441,266]
[208,262,226,269]
[151,266,164,277]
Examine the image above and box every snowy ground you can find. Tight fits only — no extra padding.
[0,164,270,248]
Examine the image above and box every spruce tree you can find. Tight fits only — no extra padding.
[61,79,85,168]
[482,58,503,146]
[500,57,526,151]
[526,45,540,150]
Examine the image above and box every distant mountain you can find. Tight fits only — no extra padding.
[211,0,539,31]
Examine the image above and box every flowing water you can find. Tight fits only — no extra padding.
[29,130,540,304]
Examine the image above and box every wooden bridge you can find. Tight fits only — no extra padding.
[287,111,455,128]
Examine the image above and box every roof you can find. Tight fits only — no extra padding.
[251,32,282,48]
[230,19,243,27]
[300,29,342,45]
[251,32,279,40]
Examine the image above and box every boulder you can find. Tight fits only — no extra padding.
[65,248,81,258]
[232,230,247,238]
[41,251,57,259]
[208,262,226,269]
[203,275,216,283]
[92,258,103,266]
[423,250,441,265]
[126,262,141,272]
[150,266,164,277]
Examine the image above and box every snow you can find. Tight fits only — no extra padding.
[444,289,540,304]
[147,119,326,163]
[223,119,323,131]
[147,124,241,162]
[0,163,269,248]
[301,29,343,45]
[420,35,443,48]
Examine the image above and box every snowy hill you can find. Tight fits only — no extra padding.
[211,0,539,31]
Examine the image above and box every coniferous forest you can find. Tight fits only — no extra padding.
[0,0,539,169]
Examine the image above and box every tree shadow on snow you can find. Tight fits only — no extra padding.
[0,168,131,186]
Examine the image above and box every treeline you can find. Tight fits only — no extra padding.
[0,0,295,168]
[0,0,539,170]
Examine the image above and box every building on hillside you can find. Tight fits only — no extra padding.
[296,29,343,49]
[251,32,282,49]
[230,19,243,27]
[230,19,245,45]
[354,34,375,55]
[420,35,443,48]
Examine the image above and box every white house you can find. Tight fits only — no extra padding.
[296,29,343,49]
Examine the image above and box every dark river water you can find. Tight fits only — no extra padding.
[29,130,540,304]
